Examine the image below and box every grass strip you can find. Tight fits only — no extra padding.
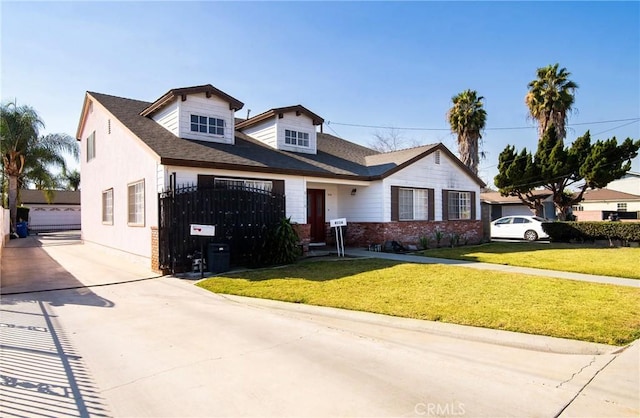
[197,259,640,345]
[417,242,640,279]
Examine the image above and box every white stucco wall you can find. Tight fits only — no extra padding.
[80,96,160,262]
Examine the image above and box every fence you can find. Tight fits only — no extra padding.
[158,183,286,273]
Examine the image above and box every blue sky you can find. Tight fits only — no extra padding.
[2,1,639,187]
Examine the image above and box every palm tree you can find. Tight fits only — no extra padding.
[62,169,81,191]
[525,63,578,141]
[1,102,78,230]
[447,89,487,175]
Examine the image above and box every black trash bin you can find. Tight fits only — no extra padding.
[207,243,230,273]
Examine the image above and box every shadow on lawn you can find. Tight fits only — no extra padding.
[222,258,404,282]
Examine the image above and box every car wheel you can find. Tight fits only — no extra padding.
[524,230,538,241]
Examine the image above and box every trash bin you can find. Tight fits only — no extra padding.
[16,222,28,238]
[207,243,230,273]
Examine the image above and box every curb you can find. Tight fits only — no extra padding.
[218,293,619,355]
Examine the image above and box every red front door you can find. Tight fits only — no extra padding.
[307,189,326,243]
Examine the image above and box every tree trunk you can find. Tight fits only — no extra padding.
[8,174,18,232]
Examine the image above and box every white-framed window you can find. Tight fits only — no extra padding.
[102,189,113,225]
[435,150,441,164]
[214,178,273,192]
[572,205,584,212]
[127,180,145,226]
[284,129,310,147]
[617,203,627,212]
[399,188,429,220]
[448,191,472,220]
[87,131,96,162]
[190,114,225,136]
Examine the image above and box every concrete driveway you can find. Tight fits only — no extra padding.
[1,233,638,417]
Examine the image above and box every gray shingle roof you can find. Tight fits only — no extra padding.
[85,91,484,185]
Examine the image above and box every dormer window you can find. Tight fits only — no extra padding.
[190,114,225,136]
[285,129,309,147]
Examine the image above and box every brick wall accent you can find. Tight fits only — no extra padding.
[345,221,483,248]
[292,223,311,253]
[150,227,163,274]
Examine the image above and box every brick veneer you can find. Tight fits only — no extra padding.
[150,227,163,274]
[292,223,311,253]
[344,221,483,248]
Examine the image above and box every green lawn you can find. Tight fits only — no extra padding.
[197,259,640,345]
[417,242,640,279]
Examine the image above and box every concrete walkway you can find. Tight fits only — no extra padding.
[1,234,638,417]
[345,248,640,288]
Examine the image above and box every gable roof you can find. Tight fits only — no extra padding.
[236,105,324,129]
[81,91,485,185]
[139,84,244,117]
[581,188,640,202]
[21,190,81,205]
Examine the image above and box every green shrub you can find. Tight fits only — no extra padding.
[257,217,302,266]
[542,221,640,243]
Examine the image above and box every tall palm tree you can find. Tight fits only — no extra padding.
[1,102,78,230]
[447,89,487,175]
[525,63,578,141]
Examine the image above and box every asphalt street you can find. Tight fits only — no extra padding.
[1,233,638,417]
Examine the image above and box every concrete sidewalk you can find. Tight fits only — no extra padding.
[345,247,640,288]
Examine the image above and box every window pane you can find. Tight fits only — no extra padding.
[399,189,413,220]
[191,115,198,123]
[199,125,207,133]
[191,123,198,132]
[216,127,224,135]
[199,116,207,124]
[414,189,428,220]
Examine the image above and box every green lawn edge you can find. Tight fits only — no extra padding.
[415,242,640,279]
[197,259,640,346]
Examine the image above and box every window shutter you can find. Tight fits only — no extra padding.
[428,188,435,221]
[470,191,476,220]
[391,186,399,221]
[442,190,449,220]
[197,175,215,190]
[272,180,285,196]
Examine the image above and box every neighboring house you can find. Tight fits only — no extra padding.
[573,188,640,221]
[481,190,555,221]
[605,171,640,195]
[76,84,485,271]
[20,190,81,232]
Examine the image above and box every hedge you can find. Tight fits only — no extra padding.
[542,221,640,243]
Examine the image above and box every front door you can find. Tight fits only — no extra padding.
[307,189,326,243]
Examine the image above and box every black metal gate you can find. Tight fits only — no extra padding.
[158,183,285,273]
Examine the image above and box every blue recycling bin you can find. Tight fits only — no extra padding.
[16,222,28,238]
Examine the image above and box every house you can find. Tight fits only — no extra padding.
[481,190,555,220]
[605,171,640,195]
[572,188,640,221]
[20,190,81,232]
[76,84,485,271]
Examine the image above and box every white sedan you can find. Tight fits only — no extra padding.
[490,216,549,241]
